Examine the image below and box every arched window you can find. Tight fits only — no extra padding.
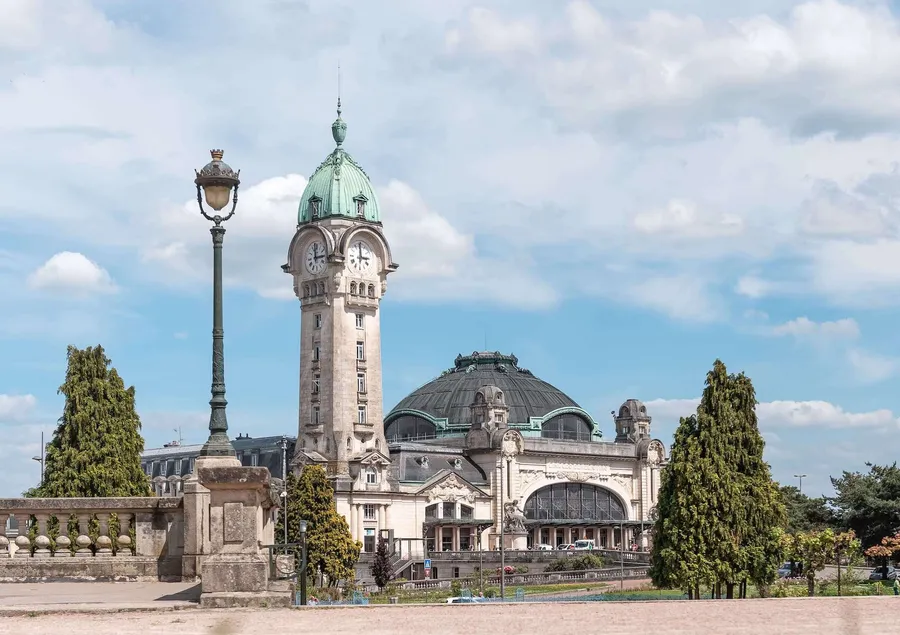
[347,437,352,450]
[541,413,592,442]
[367,284,375,297]
[385,415,436,441]
[317,282,325,295]
[365,466,378,484]
[350,282,357,294]
[523,483,625,522]
[303,284,310,298]
[375,439,380,450]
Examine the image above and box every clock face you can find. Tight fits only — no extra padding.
[348,240,373,274]
[305,240,326,275]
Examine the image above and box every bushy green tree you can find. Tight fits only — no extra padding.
[370,535,394,591]
[779,485,835,533]
[33,345,149,498]
[830,463,900,550]
[279,465,361,587]
[782,529,858,596]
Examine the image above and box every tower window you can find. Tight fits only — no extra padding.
[358,405,367,424]
[367,284,375,298]
[366,467,378,484]
[350,282,357,294]
[356,341,365,361]
[356,199,366,217]
[312,405,320,425]
[314,313,322,329]
[347,437,352,450]
[313,343,320,362]
[310,198,321,219]
[495,413,504,424]
[312,373,320,394]
[355,313,364,329]
[357,372,366,393]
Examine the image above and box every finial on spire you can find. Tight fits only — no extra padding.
[332,63,347,146]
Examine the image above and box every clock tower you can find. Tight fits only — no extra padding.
[283,100,398,478]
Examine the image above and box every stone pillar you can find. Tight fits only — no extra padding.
[550,527,557,547]
[377,503,385,535]
[197,457,283,608]
[607,527,615,548]
[356,505,363,543]
[384,503,391,530]
[436,526,443,551]
[182,472,211,581]
[349,504,358,540]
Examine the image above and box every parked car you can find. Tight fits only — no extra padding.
[446,596,484,604]
[868,566,898,581]
[573,539,596,550]
[777,562,800,578]
[558,543,576,550]
[534,543,554,551]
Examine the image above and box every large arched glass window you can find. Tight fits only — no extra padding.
[541,413,592,442]
[385,415,436,441]
[523,483,625,521]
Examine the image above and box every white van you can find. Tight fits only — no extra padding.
[573,539,595,550]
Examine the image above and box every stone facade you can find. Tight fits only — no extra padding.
[282,110,668,584]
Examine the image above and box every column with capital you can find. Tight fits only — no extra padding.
[350,504,358,540]
[356,505,364,546]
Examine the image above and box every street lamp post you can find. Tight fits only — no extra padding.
[794,474,807,495]
[298,519,309,606]
[280,436,289,545]
[499,459,506,602]
[194,149,241,458]
[31,431,44,486]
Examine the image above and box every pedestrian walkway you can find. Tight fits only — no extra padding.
[0,581,199,614]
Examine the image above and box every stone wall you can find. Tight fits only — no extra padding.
[0,497,185,582]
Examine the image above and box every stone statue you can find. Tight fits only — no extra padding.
[503,501,527,534]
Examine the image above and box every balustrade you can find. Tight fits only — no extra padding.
[0,498,181,561]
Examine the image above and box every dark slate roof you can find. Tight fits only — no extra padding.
[389,442,487,483]
[388,351,580,426]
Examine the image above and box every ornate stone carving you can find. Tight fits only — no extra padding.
[427,473,475,503]
[503,501,527,534]
[519,469,544,487]
[380,279,387,294]
[501,430,523,458]
[647,439,665,465]
[332,271,342,292]
[612,475,632,492]
[265,477,285,510]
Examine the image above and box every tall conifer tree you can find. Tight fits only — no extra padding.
[36,345,149,498]
[280,465,361,586]
[651,360,784,598]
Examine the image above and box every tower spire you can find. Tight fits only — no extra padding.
[332,63,347,147]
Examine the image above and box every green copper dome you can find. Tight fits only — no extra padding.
[297,99,380,225]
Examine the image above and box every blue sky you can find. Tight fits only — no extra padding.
[3,0,900,498]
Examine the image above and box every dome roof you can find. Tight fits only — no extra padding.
[297,100,380,225]
[388,352,582,427]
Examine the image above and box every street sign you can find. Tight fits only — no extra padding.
[424,559,432,568]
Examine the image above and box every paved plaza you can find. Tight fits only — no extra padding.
[0,590,897,635]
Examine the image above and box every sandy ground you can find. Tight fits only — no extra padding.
[0,596,898,635]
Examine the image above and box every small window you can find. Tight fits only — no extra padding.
[313,343,320,362]
[312,405,320,425]
[303,284,310,298]
[312,373,320,394]
[367,284,375,297]
[358,405,367,424]
[347,437,352,450]
[189,457,195,473]
[310,199,320,219]
[350,282,357,294]
[314,313,322,329]
[356,340,365,361]
[174,459,182,475]
[356,199,366,217]
[355,313,364,329]
[364,504,376,520]
[442,502,455,519]
[495,413,504,424]
[357,372,366,393]
[366,467,377,484]
[251,453,259,467]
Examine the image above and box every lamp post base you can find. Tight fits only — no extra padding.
[199,432,237,458]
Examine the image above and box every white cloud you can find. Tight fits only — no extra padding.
[735,275,771,299]
[633,200,743,238]
[770,316,860,340]
[646,396,900,430]
[846,348,897,384]
[0,394,37,421]
[625,275,721,322]
[27,252,116,295]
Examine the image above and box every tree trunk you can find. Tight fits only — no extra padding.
[694,584,701,599]
[687,587,693,600]
[726,582,734,599]
[807,574,815,597]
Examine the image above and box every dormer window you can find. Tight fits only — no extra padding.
[310,197,321,219]
[355,195,367,218]
[365,467,378,484]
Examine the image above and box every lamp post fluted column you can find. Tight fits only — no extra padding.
[194,149,241,458]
